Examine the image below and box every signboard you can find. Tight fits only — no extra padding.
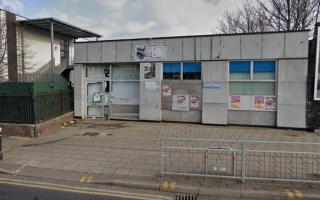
[162,84,172,96]
[144,63,155,79]
[189,95,200,108]
[203,82,222,89]
[172,94,190,112]
[315,26,320,100]
[135,44,167,61]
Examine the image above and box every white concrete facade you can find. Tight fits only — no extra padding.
[74,31,309,129]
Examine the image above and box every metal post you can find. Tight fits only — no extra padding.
[0,127,3,160]
[50,21,54,81]
[205,150,208,174]
[241,141,245,183]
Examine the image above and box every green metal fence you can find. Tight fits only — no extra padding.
[0,81,73,124]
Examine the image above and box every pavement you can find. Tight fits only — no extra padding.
[1,119,320,199]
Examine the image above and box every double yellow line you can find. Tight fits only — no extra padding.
[0,178,172,200]
[283,189,304,199]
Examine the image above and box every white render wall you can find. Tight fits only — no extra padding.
[74,31,309,128]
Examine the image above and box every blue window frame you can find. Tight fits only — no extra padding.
[253,61,276,80]
[183,62,201,80]
[229,61,251,80]
[163,63,181,80]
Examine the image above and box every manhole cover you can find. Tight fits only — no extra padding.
[175,194,197,200]
[82,132,101,136]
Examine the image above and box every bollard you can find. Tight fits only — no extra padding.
[0,127,3,160]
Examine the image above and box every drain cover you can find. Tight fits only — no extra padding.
[175,194,197,200]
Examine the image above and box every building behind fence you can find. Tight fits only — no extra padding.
[0,81,73,124]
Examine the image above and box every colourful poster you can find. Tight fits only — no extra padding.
[255,96,265,109]
[162,84,172,96]
[189,95,200,108]
[265,96,277,110]
[144,63,155,79]
[172,94,190,112]
[230,96,241,109]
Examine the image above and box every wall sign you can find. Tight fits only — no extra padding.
[135,44,167,61]
[172,94,190,112]
[203,82,222,89]
[145,81,157,91]
[162,84,172,96]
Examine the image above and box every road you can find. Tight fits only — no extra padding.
[0,183,134,200]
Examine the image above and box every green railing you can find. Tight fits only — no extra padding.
[0,81,73,124]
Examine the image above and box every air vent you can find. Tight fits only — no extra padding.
[175,194,197,200]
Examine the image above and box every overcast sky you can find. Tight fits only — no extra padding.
[0,0,243,39]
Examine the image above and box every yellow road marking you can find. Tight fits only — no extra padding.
[294,190,304,198]
[86,176,92,183]
[79,176,87,183]
[283,189,294,199]
[170,182,176,191]
[0,178,171,200]
[162,181,169,190]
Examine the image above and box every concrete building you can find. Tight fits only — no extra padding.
[0,9,100,82]
[73,30,309,129]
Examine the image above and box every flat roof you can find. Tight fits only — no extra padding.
[18,17,102,39]
[76,29,309,43]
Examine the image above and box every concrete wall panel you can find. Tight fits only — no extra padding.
[211,36,221,59]
[102,42,116,62]
[116,41,132,62]
[149,39,167,45]
[195,37,201,60]
[228,111,276,126]
[200,37,211,60]
[182,38,195,60]
[202,104,227,124]
[74,43,87,63]
[167,38,183,61]
[220,35,240,59]
[277,104,306,128]
[202,61,228,82]
[278,59,308,83]
[262,33,284,58]
[240,34,262,59]
[278,83,306,105]
[87,43,102,63]
[285,32,309,58]
[162,110,201,123]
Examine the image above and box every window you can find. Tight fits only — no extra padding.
[183,62,201,80]
[60,40,69,58]
[163,63,181,80]
[229,60,276,96]
[229,61,250,80]
[163,62,202,80]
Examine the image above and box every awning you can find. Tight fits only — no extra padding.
[18,17,101,39]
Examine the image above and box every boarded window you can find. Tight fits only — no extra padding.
[183,62,201,80]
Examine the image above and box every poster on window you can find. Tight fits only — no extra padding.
[135,45,167,61]
[172,94,190,112]
[144,63,155,79]
[162,84,172,96]
[265,96,277,110]
[255,96,265,109]
[230,96,241,109]
[189,95,200,108]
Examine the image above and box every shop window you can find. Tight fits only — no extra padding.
[229,61,250,80]
[163,63,181,80]
[183,62,201,80]
[253,61,276,80]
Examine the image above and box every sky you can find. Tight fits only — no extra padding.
[0,0,243,39]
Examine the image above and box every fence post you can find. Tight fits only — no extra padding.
[241,141,245,183]
[0,127,3,160]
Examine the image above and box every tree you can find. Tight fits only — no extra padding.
[0,10,7,81]
[218,0,320,34]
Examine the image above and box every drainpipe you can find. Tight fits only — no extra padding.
[0,127,3,160]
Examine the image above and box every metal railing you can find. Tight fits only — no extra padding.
[160,138,320,183]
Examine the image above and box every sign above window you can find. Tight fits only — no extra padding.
[135,44,167,61]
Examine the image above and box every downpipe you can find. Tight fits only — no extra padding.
[0,127,3,160]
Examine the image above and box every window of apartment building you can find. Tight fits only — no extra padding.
[163,62,201,80]
[60,40,69,58]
